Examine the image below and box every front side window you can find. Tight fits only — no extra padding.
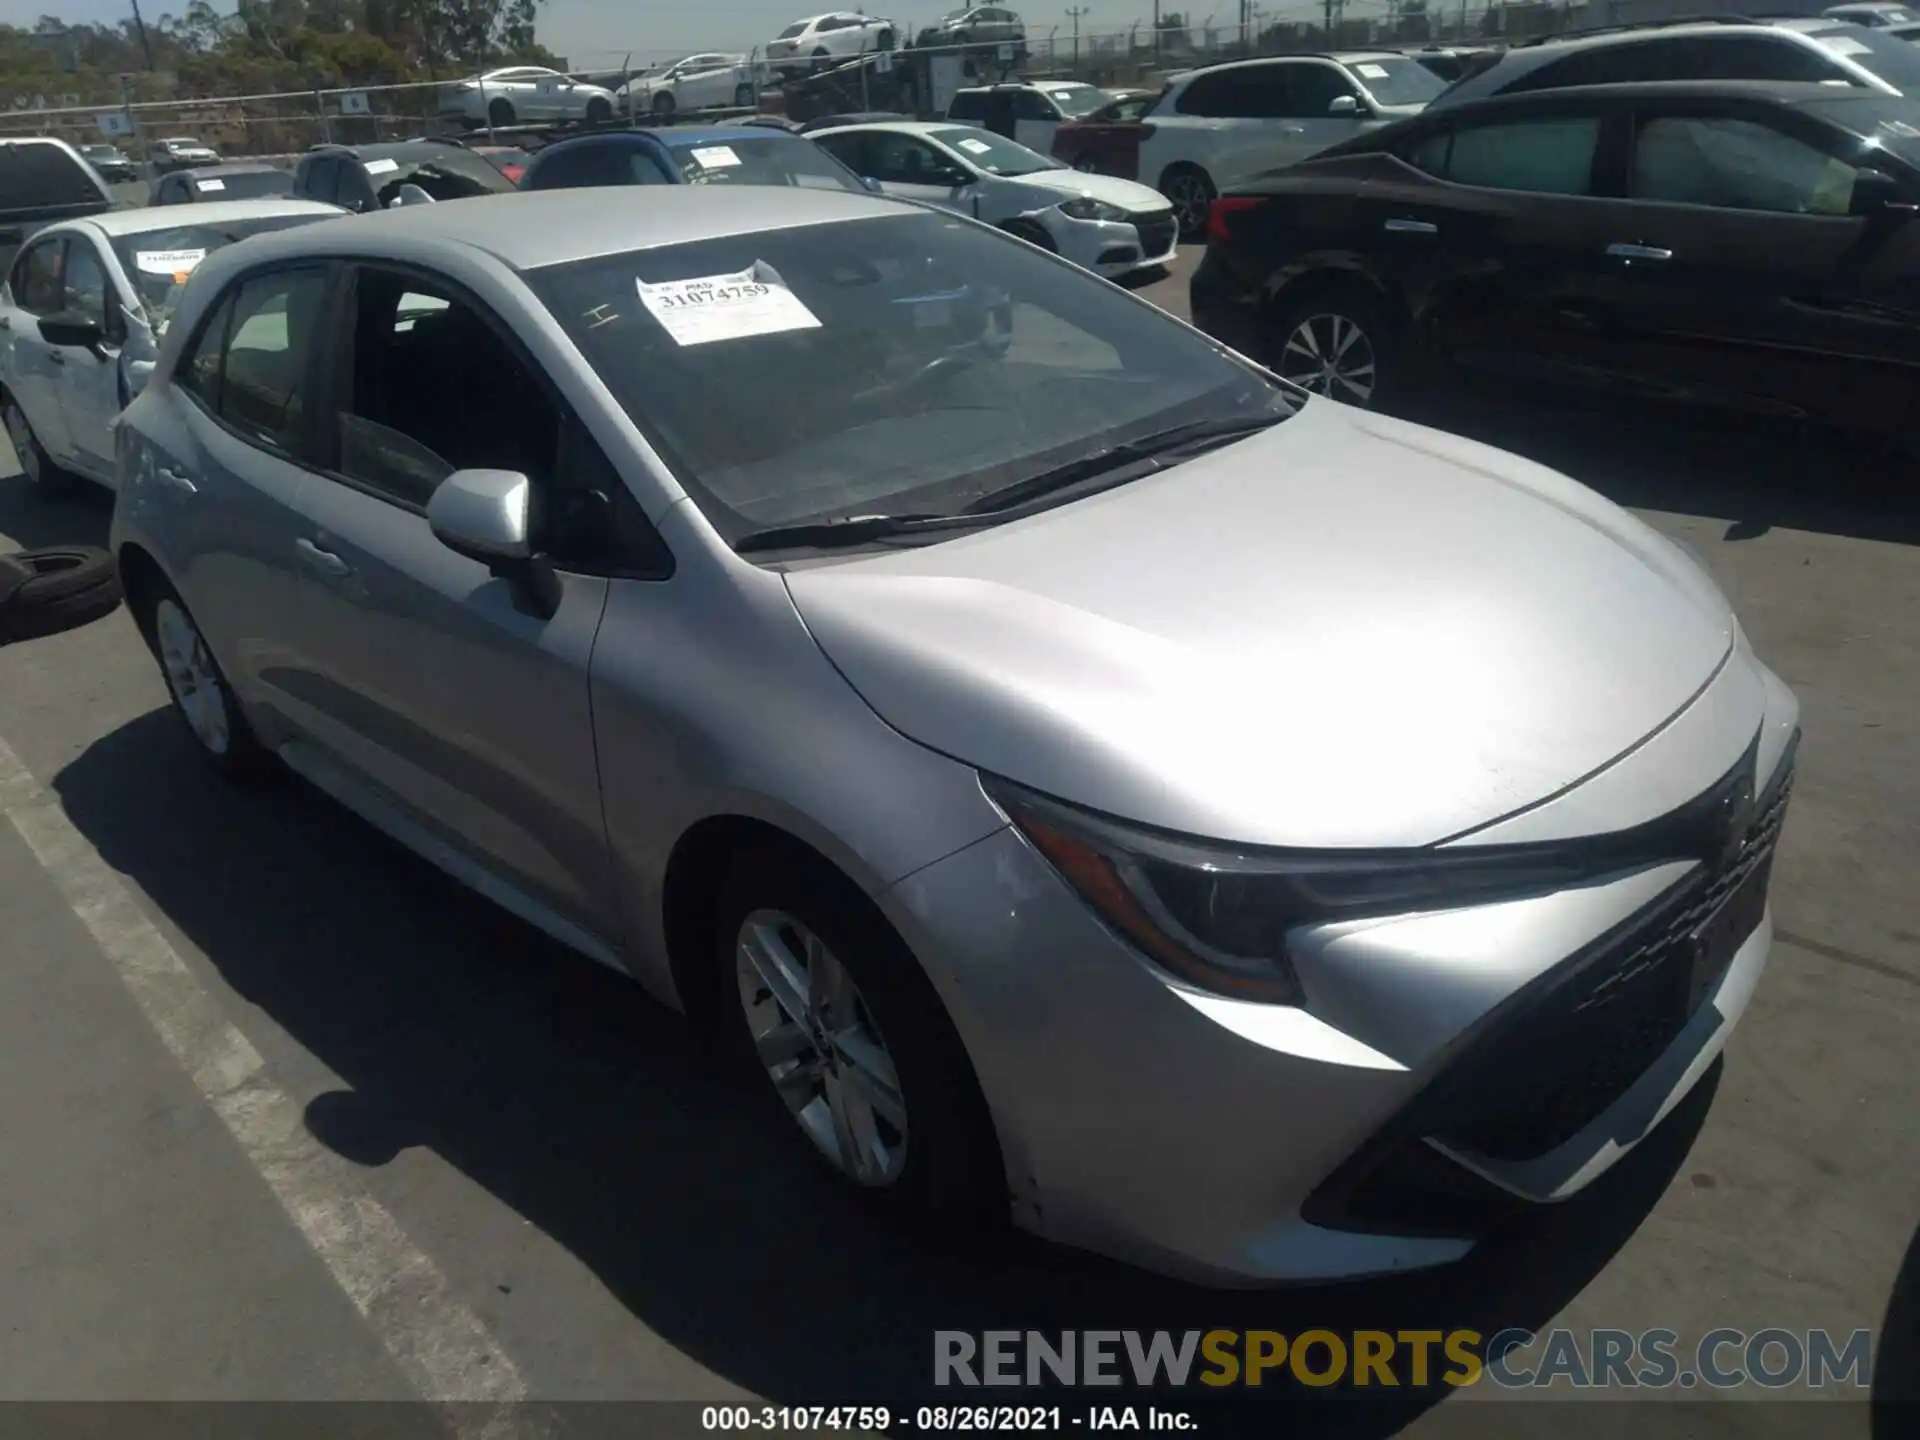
[61,241,107,327]
[218,269,329,454]
[174,290,235,412]
[1176,66,1289,119]
[13,238,64,315]
[1409,116,1602,195]
[523,211,1292,539]
[847,132,960,184]
[1279,63,1359,117]
[1342,55,1449,107]
[1633,115,1860,214]
[1013,90,1058,121]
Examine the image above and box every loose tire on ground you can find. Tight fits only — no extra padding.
[0,546,121,644]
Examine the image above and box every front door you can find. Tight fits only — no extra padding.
[820,131,973,213]
[53,234,123,482]
[3,235,76,465]
[1011,89,1063,155]
[279,263,621,949]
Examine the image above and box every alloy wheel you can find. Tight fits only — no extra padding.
[1167,173,1212,235]
[735,908,908,1186]
[154,598,232,756]
[1276,312,1378,406]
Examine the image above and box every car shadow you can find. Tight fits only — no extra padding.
[1391,379,1919,551]
[0,473,113,553]
[1873,1221,1918,1440]
[52,708,1718,1431]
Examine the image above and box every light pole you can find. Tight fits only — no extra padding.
[1066,6,1090,70]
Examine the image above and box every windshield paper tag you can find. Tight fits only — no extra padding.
[196,177,225,191]
[1815,35,1871,56]
[1354,62,1389,78]
[689,145,741,168]
[957,137,991,154]
[134,248,208,276]
[364,157,400,175]
[636,264,821,347]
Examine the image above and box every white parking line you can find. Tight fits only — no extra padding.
[0,731,534,1430]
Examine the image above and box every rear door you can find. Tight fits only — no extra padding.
[1266,60,1374,168]
[3,236,76,463]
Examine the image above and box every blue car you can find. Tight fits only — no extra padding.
[519,125,874,194]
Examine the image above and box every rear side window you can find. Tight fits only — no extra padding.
[1407,116,1602,195]
[1176,66,1290,119]
[947,92,988,120]
[179,269,329,456]
[0,142,107,211]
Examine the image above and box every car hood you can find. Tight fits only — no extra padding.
[1006,167,1171,211]
[784,400,1737,849]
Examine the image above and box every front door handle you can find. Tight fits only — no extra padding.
[154,464,196,495]
[46,348,64,365]
[1281,123,1306,135]
[295,537,351,578]
[1384,217,1438,234]
[1606,243,1673,261]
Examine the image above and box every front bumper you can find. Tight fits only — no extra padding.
[885,714,1796,1285]
[1048,208,1180,278]
[1188,244,1264,356]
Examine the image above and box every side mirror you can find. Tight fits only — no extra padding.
[861,174,884,193]
[427,468,562,618]
[1851,168,1918,218]
[1328,94,1360,117]
[40,312,108,358]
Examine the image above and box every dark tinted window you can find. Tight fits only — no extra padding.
[1176,65,1290,119]
[527,140,670,188]
[1013,90,1057,120]
[13,238,63,314]
[221,270,328,455]
[1406,115,1602,194]
[302,156,340,204]
[0,142,108,211]
[947,91,989,120]
[155,175,190,204]
[1280,62,1359,117]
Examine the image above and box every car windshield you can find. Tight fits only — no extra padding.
[524,211,1292,540]
[928,125,1061,175]
[195,170,293,199]
[1044,84,1110,118]
[1804,92,1920,159]
[778,22,808,37]
[668,137,868,191]
[1801,20,1920,89]
[111,215,330,333]
[1345,55,1449,106]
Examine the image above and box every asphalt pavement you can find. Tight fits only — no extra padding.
[0,250,1913,1433]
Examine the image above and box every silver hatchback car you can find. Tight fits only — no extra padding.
[110,188,1798,1285]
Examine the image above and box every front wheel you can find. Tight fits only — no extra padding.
[487,97,515,128]
[585,96,612,124]
[4,397,77,499]
[1264,285,1399,410]
[652,91,676,116]
[141,583,273,778]
[1161,165,1216,241]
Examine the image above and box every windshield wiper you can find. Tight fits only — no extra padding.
[732,510,981,554]
[957,411,1287,517]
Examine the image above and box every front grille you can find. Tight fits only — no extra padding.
[1133,209,1176,257]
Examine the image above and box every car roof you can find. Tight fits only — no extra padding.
[83,198,343,236]
[1172,50,1407,81]
[654,124,806,147]
[330,140,467,160]
[177,162,289,177]
[1356,76,1917,133]
[203,185,907,273]
[811,119,970,139]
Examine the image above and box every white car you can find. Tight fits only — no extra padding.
[620,54,757,115]
[1822,3,1916,24]
[811,121,1176,278]
[766,12,898,72]
[1134,52,1447,237]
[149,136,221,172]
[0,199,342,496]
[437,67,620,128]
[943,79,1114,154]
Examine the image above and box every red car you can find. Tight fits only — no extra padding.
[471,144,532,184]
[1050,87,1160,179]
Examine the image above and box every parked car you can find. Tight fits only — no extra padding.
[1822,3,1916,25]
[1135,53,1449,238]
[1192,81,1920,432]
[620,54,757,115]
[0,137,115,278]
[1049,88,1167,177]
[812,120,1176,276]
[471,145,533,185]
[1428,17,1920,110]
[1402,45,1502,83]
[148,136,221,173]
[1893,20,1920,41]
[918,7,1026,48]
[292,141,519,213]
[107,184,1799,1286]
[521,125,871,195]
[0,198,342,497]
[795,111,912,133]
[437,67,620,129]
[944,80,1115,154]
[78,143,140,184]
[152,162,296,206]
[767,13,898,73]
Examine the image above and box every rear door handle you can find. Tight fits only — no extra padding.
[1384,217,1438,234]
[295,537,351,578]
[1606,243,1673,261]
[154,464,196,495]
[47,348,63,364]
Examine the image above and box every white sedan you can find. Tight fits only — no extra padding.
[0,199,343,496]
[766,12,898,72]
[437,67,621,128]
[620,54,757,115]
[810,121,1176,278]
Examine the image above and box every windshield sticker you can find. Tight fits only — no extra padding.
[636,264,821,347]
[364,157,401,175]
[134,248,208,277]
[689,145,741,168]
[1814,34,1871,56]
[1354,62,1390,79]
[957,137,992,154]
[195,177,225,191]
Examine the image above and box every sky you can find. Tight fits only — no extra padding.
[0,2,1360,68]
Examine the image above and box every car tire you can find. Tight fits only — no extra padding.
[715,840,1005,1226]
[1000,218,1056,252]
[134,578,274,779]
[585,96,613,124]
[487,97,516,128]
[652,91,677,116]
[812,46,833,68]
[734,83,755,108]
[1263,281,1400,411]
[1070,153,1100,173]
[0,546,121,644]
[3,396,79,500]
[1160,163,1216,241]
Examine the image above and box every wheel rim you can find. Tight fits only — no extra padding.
[735,909,908,1186]
[1277,312,1378,405]
[6,404,40,486]
[154,598,232,756]
[1169,174,1211,231]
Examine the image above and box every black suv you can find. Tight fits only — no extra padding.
[0,138,114,276]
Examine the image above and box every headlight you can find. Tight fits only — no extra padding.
[985,778,1596,1006]
[1057,195,1130,222]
